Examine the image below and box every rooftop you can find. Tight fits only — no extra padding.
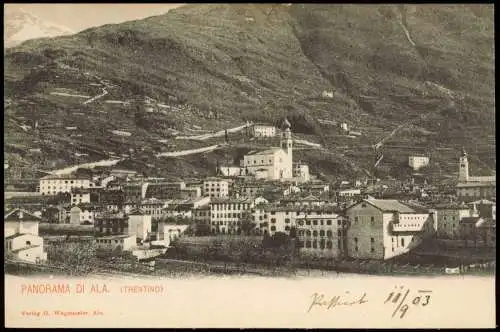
[358,199,417,213]
[456,182,496,188]
[210,197,254,204]
[41,173,91,180]
[95,235,135,240]
[247,148,283,156]
[4,208,42,222]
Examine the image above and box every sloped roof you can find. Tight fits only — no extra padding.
[363,199,416,213]
[4,208,41,222]
[247,148,283,156]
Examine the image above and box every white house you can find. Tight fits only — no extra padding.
[4,209,40,238]
[39,174,94,196]
[408,156,430,171]
[4,209,47,263]
[203,178,229,198]
[251,124,277,138]
[5,233,47,263]
[69,205,95,225]
[218,166,242,177]
[94,235,136,251]
[127,209,152,241]
[210,197,268,234]
[293,163,310,183]
[71,188,91,205]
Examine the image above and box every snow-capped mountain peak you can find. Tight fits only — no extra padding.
[4,9,75,48]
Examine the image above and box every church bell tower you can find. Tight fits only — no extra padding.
[458,148,469,182]
[280,118,293,155]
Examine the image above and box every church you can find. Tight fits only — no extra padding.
[241,119,294,180]
[456,149,496,201]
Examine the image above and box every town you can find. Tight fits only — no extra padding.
[4,119,496,277]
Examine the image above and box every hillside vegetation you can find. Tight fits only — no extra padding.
[4,4,495,181]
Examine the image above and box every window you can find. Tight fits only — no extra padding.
[271,226,276,231]
[312,241,317,249]
[327,230,332,238]
[306,220,311,225]
[371,247,375,253]
[298,220,304,226]
[271,218,276,223]
[319,230,325,237]
[285,218,290,223]
[354,237,358,243]
[320,239,325,250]
[401,238,405,246]
[306,230,311,236]
[313,231,318,237]
[355,217,359,223]
[306,241,311,248]
[371,237,374,243]
[313,220,318,226]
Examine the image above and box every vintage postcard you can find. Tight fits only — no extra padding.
[4,3,495,328]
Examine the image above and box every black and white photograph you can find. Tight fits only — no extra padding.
[4,3,495,328]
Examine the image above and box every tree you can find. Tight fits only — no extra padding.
[240,212,256,236]
[47,241,99,274]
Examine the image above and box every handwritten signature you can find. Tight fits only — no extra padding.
[307,292,368,313]
[307,286,433,319]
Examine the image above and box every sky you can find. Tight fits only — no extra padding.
[4,3,185,32]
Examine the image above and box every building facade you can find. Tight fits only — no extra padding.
[94,211,129,236]
[39,174,93,196]
[203,178,229,198]
[127,209,152,241]
[94,235,136,251]
[296,209,344,258]
[408,156,430,171]
[251,124,277,138]
[433,203,476,239]
[345,199,434,260]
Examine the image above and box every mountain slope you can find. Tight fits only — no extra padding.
[4,4,495,180]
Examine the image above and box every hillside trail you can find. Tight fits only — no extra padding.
[175,122,254,140]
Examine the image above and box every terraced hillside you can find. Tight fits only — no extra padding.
[4,4,495,181]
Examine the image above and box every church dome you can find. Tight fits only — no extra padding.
[282,118,291,130]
